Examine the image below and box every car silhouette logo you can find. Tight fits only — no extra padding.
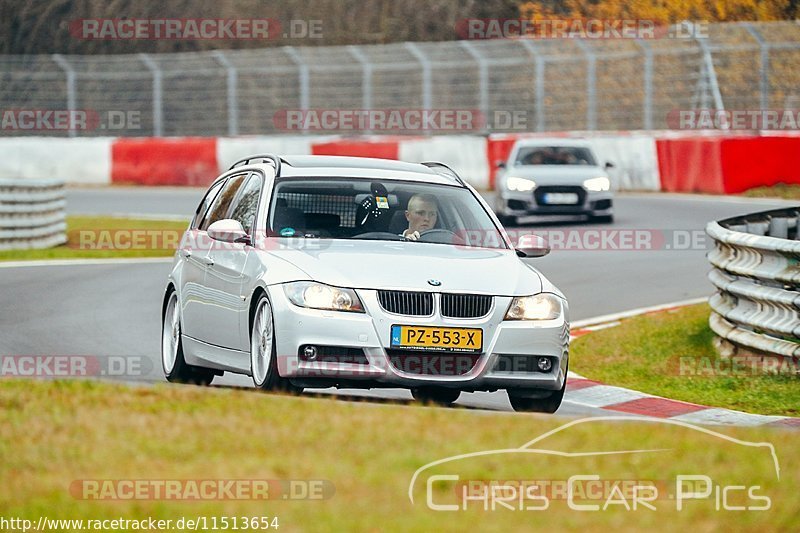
[427,279,442,286]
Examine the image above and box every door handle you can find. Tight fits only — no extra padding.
[179,249,192,259]
[200,256,215,267]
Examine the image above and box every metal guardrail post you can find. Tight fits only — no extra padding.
[519,40,546,132]
[283,46,310,132]
[635,39,654,130]
[51,54,77,138]
[574,39,597,131]
[138,54,164,137]
[743,23,770,110]
[404,43,432,115]
[459,41,489,134]
[347,45,373,133]
[212,50,239,137]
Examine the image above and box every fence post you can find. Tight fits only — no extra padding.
[743,23,770,110]
[635,39,654,130]
[212,50,239,137]
[574,39,597,130]
[347,45,372,133]
[459,40,489,134]
[138,54,163,137]
[404,42,432,116]
[696,38,725,112]
[519,40,545,132]
[284,46,310,134]
[51,54,77,138]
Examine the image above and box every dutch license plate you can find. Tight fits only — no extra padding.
[390,325,482,353]
[543,192,579,204]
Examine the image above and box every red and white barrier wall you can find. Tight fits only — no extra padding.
[1,132,799,193]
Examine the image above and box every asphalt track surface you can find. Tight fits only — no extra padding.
[2,188,794,415]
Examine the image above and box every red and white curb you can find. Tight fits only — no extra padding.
[566,299,800,429]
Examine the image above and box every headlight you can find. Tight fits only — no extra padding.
[504,293,562,320]
[283,282,364,313]
[506,177,537,192]
[583,177,610,192]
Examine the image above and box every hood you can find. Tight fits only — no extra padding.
[505,165,605,186]
[270,239,542,296]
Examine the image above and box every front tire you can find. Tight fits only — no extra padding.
[411,387,461,406]
[251,294,300,393]
[507,363,568,413]
[162,291,214,386]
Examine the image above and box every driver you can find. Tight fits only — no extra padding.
[402,193,438,241]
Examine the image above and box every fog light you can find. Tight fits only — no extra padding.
[303,345,318,361]
[537,357,552,372]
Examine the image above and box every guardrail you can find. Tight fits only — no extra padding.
[0,179,67,250]
[706,207,800,361]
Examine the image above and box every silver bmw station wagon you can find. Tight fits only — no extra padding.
[162,155,570,412]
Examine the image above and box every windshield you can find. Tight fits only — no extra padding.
[268,178,507,249]
[515,146,597,166]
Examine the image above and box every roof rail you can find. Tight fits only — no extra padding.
[421,161,465,186]
[228,154,282,175]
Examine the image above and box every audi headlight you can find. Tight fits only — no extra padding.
[504,293,562,320]
[283,282,364,313]
[506,177,537,192]
[583,177,610,192]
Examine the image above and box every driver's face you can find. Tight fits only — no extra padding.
[406,200,438,233]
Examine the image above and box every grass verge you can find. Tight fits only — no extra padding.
[571,303,798,417]
[0,216,188,261]
[0,379,797,531]
[741,183,800,200]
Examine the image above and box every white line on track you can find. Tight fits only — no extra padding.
[0,257,173,268]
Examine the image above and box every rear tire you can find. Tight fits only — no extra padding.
[590,214,614,224]
[411,387,461,406]
[162,291,215,386]
[497,215,518,227]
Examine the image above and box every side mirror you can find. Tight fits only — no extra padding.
[496,161,506,170]
[207,219,250,244]
[604,161,615,169]
[514,233,550,258]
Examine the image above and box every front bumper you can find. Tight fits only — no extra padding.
[496,187,613,218]
[268,286,569,392]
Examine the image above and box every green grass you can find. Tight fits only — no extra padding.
[571,303,799,417]
[0,379,797,531]
[0,216,189,261]
[741,183,800,200]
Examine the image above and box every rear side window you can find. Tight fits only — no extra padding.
[200,173,247,230]
[191,179,226,229]
[228,173,262,234]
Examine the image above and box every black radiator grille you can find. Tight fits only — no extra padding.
[377,290,434,316]
[441,294,493,318]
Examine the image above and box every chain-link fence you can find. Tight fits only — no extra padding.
[1,21,799,137]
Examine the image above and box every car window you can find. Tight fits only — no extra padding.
[191,179,226,229]
[199,173,247,231]
[515,146,597,166]
[268,178,507,249]
[227,173,262,234]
